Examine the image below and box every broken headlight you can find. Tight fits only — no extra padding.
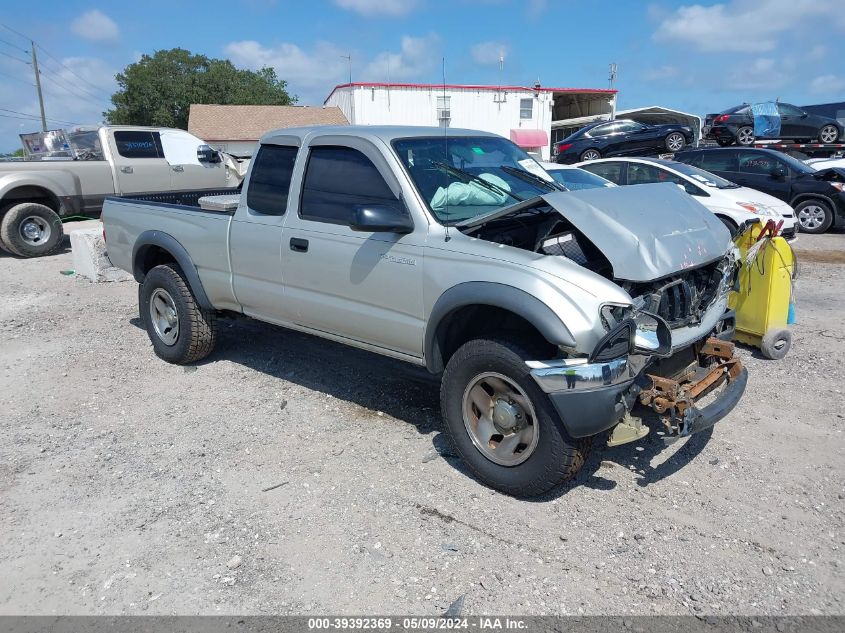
[600,303,633,331]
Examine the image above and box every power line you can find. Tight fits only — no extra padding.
[0,106,78,126]
[0,68,34,86]
[0,49,29,64]
[0,36,28,54]
[38,66,108,108]
[0,22,31,43]
[36,44,112,98]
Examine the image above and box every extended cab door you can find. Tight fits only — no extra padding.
[160,129,227,190]
[229,139,299,323]
[107,130,172,194]
[281,138,426,358]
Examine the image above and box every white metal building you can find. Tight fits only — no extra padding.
[324,82,617,161]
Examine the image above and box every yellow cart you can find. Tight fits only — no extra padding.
[728,221,796,359]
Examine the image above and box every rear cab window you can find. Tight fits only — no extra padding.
[113,131,163,159]
[247,144,299,216]
[300,146,399,226]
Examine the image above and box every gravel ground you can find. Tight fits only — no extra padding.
[0,223,843,616]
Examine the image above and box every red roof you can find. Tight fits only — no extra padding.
[324,82,617,104]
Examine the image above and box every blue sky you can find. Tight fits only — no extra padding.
[1,0,844,150]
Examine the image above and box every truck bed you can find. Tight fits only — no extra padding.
[113,188,240,213]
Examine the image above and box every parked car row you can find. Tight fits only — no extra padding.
[703,102,843,147]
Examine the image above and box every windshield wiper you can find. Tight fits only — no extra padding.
[430,160,524,203]
[500,165,566,192]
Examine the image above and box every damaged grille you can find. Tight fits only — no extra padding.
[627,259,727,329]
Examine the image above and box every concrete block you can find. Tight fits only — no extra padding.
[69,228,133,283]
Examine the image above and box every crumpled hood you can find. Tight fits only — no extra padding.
[542,182,732,282]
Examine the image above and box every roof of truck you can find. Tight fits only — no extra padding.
[260,125,502,145]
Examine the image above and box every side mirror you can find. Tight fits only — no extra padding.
[771,166,787,179]
[350,203,413,234]
[197,144,221,163]
[632,311,672,357]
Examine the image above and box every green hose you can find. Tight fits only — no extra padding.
[61,215,98,223]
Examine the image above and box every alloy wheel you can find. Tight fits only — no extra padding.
[149,288,180,346]
[736,127,754,145]
[820,125,838,143]
[797,204,826,231]
[581,150,601,161]
[462,372,539,466]
[666,133,685,152]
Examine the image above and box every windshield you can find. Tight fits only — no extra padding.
[776,152,816,175]
[392,136,551,224]
[668,162,739,189]
[547,167,614,190]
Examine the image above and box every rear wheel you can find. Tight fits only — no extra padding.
[795,199,833,234]
[580,149,601,162]
[0,202,64,258]
[735,126,755,146]
[665,132,686,152]
[819,125,839,144]
[139,264,218,364]
[440,338,590,497]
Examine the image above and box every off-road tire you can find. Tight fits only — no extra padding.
[0,202,64,258]
[794,198,833,234]
[139,264,218,364]
[760,328,792,360]
[440,338,591,497]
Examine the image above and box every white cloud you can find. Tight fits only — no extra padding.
[224,39,350,100]
[70,9,120,42]
[725,57,788,91]
[471,41,509,66]
[333,0,419,17]
[810,74,845,96]
[642,65,680,81]
[363,34,441,81]
[653,0,844,53]
[527,0,547,18]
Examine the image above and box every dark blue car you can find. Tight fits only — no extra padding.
[553,119,694,164]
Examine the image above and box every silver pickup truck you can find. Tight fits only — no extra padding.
[103,125,747,497]
[0,125,233,258]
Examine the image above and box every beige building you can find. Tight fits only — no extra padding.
[188,104,348,157]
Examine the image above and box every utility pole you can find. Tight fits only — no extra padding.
[31,41,47,131]
[608,62,618,121]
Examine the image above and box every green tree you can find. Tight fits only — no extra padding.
[104,48,296,129]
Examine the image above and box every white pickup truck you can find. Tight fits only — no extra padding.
[0,125,235,258]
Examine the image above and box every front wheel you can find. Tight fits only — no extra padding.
[794,199,833,234]
[819,125,839,144]
[139,264,218,364]
[665,132,686,152]
[0,202,64,258]
[580,149,601,161]
[440,338,590,497]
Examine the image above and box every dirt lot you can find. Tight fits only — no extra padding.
[1,223,843,616]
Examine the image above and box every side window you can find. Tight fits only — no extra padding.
[738,152,782,175]
[246,145,298,216]
[777,103,804,117]
[588,124,613,138]
[113,131,162,159]
[615,121,642,133]
[628,163,665,185]
[519,98,533,119]
[699,150,738,172]
[584,161,625,184]
[300,146,397,225]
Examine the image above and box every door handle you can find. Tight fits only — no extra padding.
[120,166,133,174]
[290,237,309,253]
[172,165,184,172]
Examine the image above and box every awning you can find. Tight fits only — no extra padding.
[510,129,549,148]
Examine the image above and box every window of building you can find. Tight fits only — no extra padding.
[246,145,299,215]
[300,146,398,225]
[113,131,162,159]
[437,96,451,121]
[520,98,533,119]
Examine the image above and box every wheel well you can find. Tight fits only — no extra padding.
[791,195,832,210]
[1,186,61,214]
[135,245,178,280]
[432,305,557,371]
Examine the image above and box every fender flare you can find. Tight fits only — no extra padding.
[424,282,577,373]
[132,230,213,310]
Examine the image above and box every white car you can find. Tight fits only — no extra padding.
[575,157,798,239]
[806,156,845,171]
[539,162,616,190]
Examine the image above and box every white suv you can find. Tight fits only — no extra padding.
[576,157,798,239]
